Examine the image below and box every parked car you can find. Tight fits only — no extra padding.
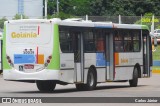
[153,29,160,38]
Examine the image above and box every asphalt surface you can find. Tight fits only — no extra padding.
[0,74,160,105]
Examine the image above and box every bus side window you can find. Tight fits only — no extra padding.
[133,31,140,52]
[124,31,133,52]
[84,30,96,53]
[124,41,133,51]
[94,29,105,52]
[114,31,123,52]
[59,27,74,53]
[115,41,123,52]
[96,36,104,52]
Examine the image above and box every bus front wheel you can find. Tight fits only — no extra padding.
[129,67,138,87]
[36,80,56,92]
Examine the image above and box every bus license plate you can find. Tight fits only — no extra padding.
[24,64,34,69]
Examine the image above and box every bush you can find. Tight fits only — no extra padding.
[48,12,76,20]
[0,17,7,29]
[12,14,29,20]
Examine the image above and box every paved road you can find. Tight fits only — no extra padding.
[0,74,160,97]
[0,74,160,105]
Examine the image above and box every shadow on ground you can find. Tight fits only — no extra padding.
[6,85,148,94]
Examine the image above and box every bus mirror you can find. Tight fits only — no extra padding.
[154,37,157,46]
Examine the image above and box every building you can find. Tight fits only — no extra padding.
[0,0,43,19]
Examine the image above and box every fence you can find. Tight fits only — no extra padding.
[79,16,160,29]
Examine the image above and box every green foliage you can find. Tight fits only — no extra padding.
[47,0,160,17]
[0,17,7,29]
[12,14,29,20]
[135,13,152,27]
[135,13,160,29]
[153,45,160,60]
[47,0,91,16]
[47,12,76,19]
[157,25,160,29]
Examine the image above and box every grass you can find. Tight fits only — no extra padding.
[153,45,160,60]
[152,66,160,70]
[152,45,160,71]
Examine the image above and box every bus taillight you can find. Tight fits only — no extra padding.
[6,55,14,67]
[7,56,10,60]
[44,55,52,67]
[47,55,52,63]
[8,60,11,63]
[47,60,50,63]
[48,56,52,59]
[6,56,11,63]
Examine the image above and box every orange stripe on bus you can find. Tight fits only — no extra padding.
[114,53,119,65]
[37,54,44,64]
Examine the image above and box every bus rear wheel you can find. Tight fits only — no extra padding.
[0,70,2,74]
[36,80,56,92]
[76,67,97,91]
[129,67,138,87]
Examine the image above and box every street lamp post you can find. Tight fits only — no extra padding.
[57,0,59,14]
[45,0,48,19]
[44,0,59,18]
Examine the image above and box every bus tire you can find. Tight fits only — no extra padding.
[75,84,86,91]
[0,70,2,74]
[76,67,97,91]
[129,67,138,87]
[36,80,56,92]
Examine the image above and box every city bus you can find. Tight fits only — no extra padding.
[3,18,152,91]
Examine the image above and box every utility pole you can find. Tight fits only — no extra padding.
[44,0,59,18]
[45,0,48,19]
[119,15,121,24]
[57,0,59,14]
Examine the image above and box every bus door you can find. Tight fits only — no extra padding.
[98,30,113,81]
[143,31,151,77]
[73,31,84,83]
[109,32,114,80]
[104,32,111,80]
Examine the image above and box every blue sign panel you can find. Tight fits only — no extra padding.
[96,53,109,66]
[153,61,160,66]
[14,54,35,64]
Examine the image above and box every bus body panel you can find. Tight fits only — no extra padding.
[114,52,143,80]
[3,69,59,81]
[3,23,11,70]
[84,53,106,82]
[59,53,75,83]
[3,20,60,81]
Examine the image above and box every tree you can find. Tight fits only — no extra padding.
[132,0,160,16]
[134,13,160,30]
[0,17,7,29]
[46,0,160,18]
[47,0,91,17]
[12,14,28,20]
[48,12,75,19]
[89,0,160,16]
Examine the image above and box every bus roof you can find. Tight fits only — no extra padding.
[114,24,149,30]
[6,18,149,31]
[5,19,51,24]
[58,18,149,31]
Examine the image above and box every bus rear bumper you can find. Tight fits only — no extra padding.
[3,69,60,81]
